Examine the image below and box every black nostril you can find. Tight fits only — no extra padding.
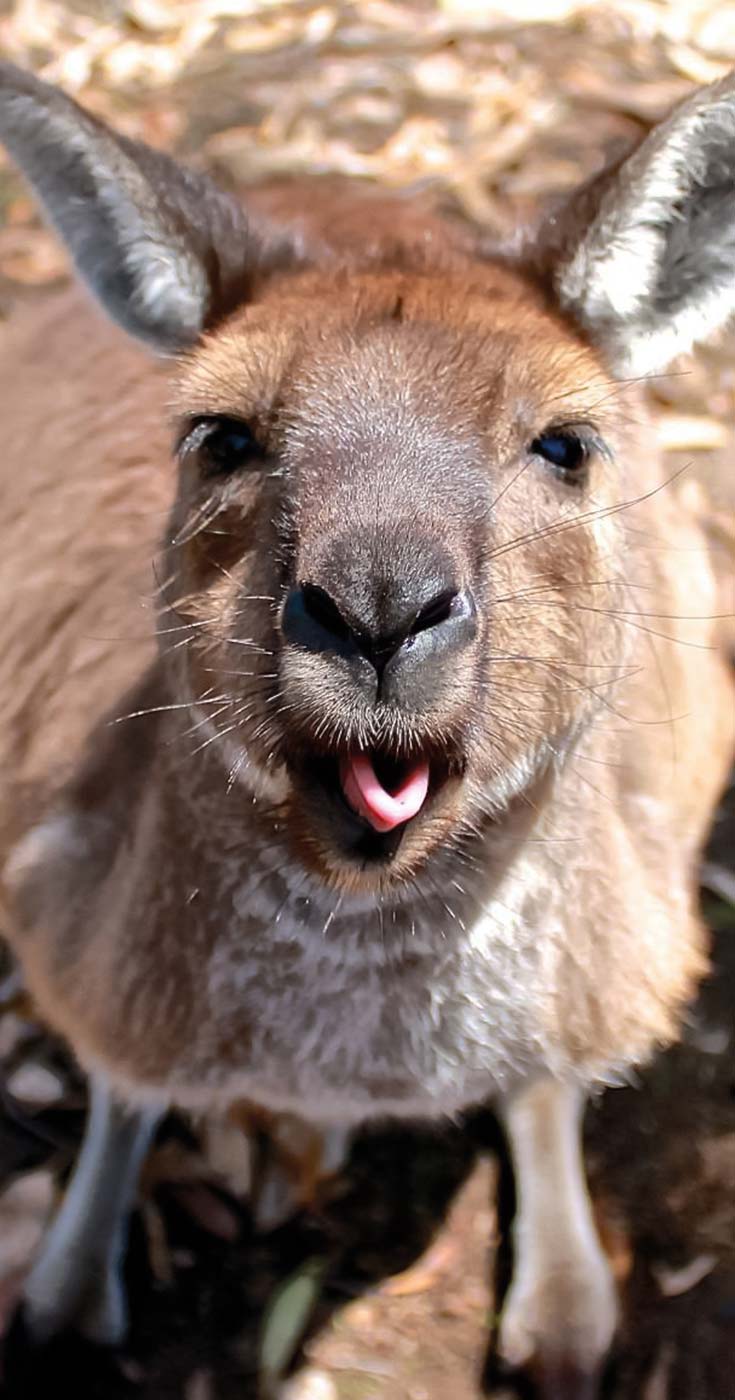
[281,583,360,661]
[410,587,460,636]
[301,584,351,641]
[384,584,477,703]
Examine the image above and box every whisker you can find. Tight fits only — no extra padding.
[505,598,718,650]
[111,695,232,724]
[174,703,234,743]
[486,462,693,567]
[189,721,238,758]
[224,638,274,653]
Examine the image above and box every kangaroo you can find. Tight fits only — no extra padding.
[0,62,733,1398]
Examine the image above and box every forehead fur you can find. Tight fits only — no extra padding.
[174,263,612,438]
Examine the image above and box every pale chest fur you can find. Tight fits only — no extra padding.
[196,849,553,1123]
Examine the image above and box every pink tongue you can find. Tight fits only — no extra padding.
[339,752,430,833]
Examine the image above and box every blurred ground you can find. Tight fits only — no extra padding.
[0,3,733,1398]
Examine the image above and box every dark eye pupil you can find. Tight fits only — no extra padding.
[219,430,251,457]
[202,418,259,474]
[532,432,586,474]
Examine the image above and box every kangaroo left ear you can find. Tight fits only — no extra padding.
[0,62,301,354]
[547,72,735,375]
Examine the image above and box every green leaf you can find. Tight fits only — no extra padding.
[259,1255,328,1396]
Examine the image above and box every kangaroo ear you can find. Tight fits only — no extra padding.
[548,72,735,375]
[0,63,298,353]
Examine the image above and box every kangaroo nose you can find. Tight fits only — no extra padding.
[282,578,476,682]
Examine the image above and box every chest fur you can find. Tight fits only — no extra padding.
[177,854,555,1122]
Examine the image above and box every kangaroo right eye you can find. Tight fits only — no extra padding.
[180,416,263,477]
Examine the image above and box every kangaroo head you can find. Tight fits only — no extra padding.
[1,63,733,894]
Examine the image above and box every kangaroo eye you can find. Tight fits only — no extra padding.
[180,416,263,477]
[531,430,588,480]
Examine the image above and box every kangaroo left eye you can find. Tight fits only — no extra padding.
[531,431,588,479]
[179,415,264,478]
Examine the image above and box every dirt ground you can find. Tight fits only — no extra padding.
[0,3,734,1398]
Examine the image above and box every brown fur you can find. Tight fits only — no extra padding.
[1,202,732,1086]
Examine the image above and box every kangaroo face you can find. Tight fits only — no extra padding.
[167,267,628,893]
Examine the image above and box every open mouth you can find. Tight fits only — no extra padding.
[296,746,453,865]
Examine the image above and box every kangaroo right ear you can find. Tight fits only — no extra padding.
[547,71,735,375]
[0,63,301,353]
